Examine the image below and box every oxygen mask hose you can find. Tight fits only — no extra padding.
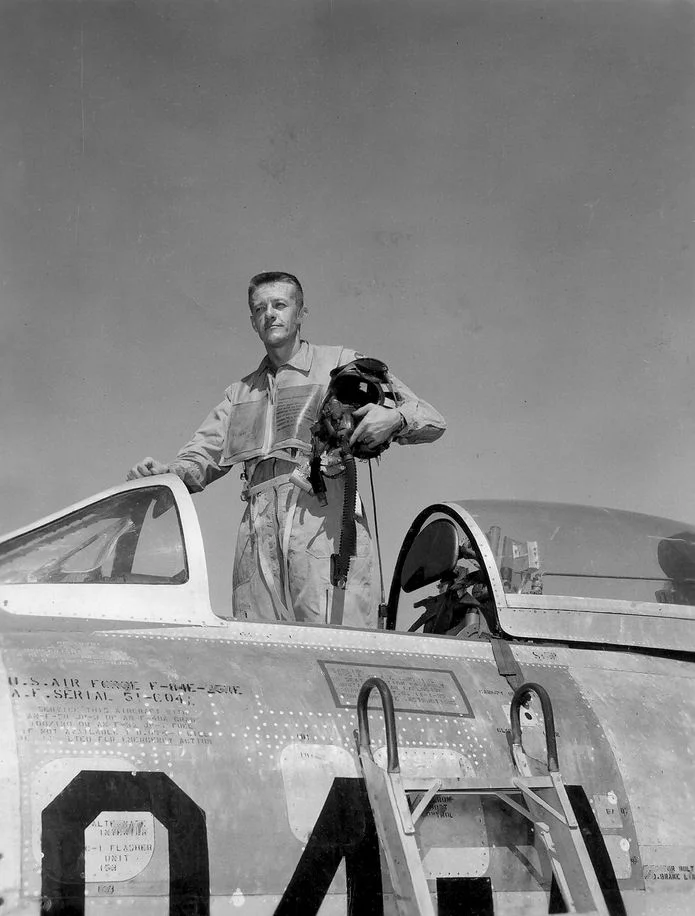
[331,445,357,589]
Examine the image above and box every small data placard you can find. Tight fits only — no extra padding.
[318,660,474,718]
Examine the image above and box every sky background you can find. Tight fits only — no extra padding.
[1,0,693,610]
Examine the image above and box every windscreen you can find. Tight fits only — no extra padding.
[461,501,695,606]
[0,486,188,586]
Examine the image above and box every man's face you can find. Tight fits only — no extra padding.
[249,281,305,350]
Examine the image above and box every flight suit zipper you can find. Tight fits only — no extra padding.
[262,372,277,456]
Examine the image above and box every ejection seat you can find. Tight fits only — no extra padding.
[388,515,498,639]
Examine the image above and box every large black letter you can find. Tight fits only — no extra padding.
[41,770,209,916]
[275,777,383,916]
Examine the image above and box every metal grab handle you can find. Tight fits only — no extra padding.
[510,682,559,772]
[356,677,400,773]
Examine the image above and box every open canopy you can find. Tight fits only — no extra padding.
[388,499,695,654]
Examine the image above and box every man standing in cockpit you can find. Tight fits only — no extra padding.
[127,271,445,628]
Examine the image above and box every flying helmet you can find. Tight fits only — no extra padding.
[312,357,397,459]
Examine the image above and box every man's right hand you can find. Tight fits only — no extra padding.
[126,457,170,481]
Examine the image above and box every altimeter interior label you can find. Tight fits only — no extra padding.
[84,812,155,882]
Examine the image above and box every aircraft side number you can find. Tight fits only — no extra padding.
[40,770,209,916]
[39,770,385,916]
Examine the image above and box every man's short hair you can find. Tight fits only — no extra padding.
[248,272,304,309]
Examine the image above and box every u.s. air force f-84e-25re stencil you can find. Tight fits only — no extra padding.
[0,474,693,915]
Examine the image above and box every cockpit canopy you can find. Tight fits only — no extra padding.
[0,476,219,628]
[0,486,187,587]
[389,500,695,653]
[403,501,695,604]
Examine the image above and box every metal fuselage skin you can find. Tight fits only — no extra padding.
[1,622,694,915]
[0,480,693,915]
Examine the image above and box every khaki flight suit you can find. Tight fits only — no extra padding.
[170,341,446,628]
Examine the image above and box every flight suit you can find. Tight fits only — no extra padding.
[169,341,446,628]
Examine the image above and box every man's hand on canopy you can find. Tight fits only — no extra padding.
[126,457,170,481]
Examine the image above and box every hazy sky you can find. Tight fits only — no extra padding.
[1,0,693,609]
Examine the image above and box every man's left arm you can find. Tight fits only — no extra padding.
[388,372,446,445]
[348,357,446,452]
